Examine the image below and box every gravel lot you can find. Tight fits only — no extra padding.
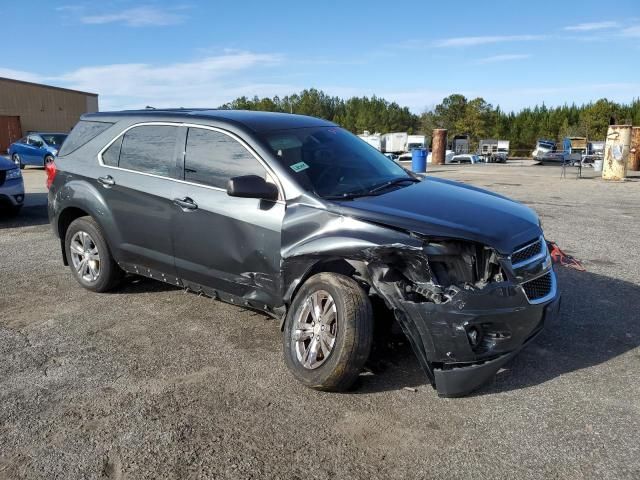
[1,162,639,479]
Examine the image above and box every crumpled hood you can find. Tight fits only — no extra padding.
[332,176,542,254]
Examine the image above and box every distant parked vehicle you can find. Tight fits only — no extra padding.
[538,151,569,164]
[478,139,508,163]
[0,155,25,215]
[9,133,67,169]
[532,139,556,160]
[449,154,481,164]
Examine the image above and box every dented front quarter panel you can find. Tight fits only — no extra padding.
[280,196,559,397]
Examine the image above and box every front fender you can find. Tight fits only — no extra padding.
[281,203,421,305]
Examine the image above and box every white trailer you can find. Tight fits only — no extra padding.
[407,134,427,150]
[358,131,382,151]
[381,132,408,153]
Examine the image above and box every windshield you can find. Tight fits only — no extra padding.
[261,126,412,198]
[41,134,67,147]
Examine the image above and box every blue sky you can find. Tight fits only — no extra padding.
[2,0,639,112]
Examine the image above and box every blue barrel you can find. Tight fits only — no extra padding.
[411,148,427,173]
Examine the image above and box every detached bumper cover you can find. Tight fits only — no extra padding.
[390,272,561,397]
[434,294,561,397]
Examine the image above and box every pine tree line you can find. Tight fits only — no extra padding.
[220,90,640,152]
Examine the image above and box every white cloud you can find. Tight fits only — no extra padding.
[0,51,286,110]
[434,35,545,47]
[621,25,640,37]
[476,54,531,64]
[69,5,188,27]
[564,21,618,31]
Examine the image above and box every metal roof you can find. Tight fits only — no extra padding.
[0,76,98,97]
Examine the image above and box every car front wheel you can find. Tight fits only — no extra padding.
[283,272,373,391]
[12,153,24,170]
[64,216,123,292]
[44,155,54,167]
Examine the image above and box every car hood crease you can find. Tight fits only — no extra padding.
[329,176,541,254]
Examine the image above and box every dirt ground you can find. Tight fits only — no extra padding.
[1,162,639,479]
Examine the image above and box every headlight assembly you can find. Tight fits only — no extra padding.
[6,168,22,180]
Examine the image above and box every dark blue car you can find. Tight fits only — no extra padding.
[8,132,67,169]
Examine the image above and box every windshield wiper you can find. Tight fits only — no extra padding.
[366,177,420,195]
[322,177,420,201]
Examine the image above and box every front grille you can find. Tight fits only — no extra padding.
[0,170,6,187]
[522,272,553,301]
[511,238,543,265]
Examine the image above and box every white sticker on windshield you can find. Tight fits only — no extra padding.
[290,161,309,172]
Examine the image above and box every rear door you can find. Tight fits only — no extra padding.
[96,123,181,279]
[171,126,285,307]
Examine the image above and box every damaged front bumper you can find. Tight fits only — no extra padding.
[432,291,560,397]
[390,271,560,397]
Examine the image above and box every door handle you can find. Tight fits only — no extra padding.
[98,175,115,187]
[173,197,198,210]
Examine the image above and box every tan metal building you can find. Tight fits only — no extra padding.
[0,77,98,152]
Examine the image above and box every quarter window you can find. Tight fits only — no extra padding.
[184,128,267,189]
[118,125,178,177]
[58,120,113,156]
[102,136,123,167]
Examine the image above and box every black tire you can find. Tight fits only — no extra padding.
[12,153,24,170]
[64,216,123,292]
[44,155,54,167]
[283,272,373,392]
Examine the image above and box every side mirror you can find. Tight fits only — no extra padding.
[227,175,279,201]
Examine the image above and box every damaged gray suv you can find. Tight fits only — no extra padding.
[48,109,560,397]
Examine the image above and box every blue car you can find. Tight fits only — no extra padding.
[0,155,25,215]
[8,132,67,169]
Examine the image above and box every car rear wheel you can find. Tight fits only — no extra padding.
[283,272,373,391]
[65,216,123,292]
[44,155,54,167]
[12,153,24,170]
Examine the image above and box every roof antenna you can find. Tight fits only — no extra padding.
[145,105,156,110]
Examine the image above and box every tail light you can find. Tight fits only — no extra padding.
[45,161,57,189]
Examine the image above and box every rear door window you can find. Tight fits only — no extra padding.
[118,125,179,177]
[183,128,267,189]
[58,120,113,156]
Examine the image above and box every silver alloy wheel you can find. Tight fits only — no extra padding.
[69,231,101,283]
[293,290,338,369]
[12,154,20,166]
[44,155,54,165]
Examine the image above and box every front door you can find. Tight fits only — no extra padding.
[96,123,181,279]
[24,135,45,165]
[171,126,285,307]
